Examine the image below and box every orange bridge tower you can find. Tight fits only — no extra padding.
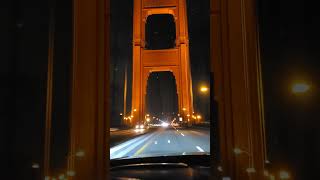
[131,0,194,125]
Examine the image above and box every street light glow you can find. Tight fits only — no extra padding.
[200,86,209,93]
[197,115,202,119]
[292,82,310,94]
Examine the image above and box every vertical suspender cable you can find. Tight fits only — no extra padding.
[44,0,56,177]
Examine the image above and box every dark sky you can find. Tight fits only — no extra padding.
[146,72,179,117]
[258,0,320,179]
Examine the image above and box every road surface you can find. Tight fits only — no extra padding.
[110,126,210,159]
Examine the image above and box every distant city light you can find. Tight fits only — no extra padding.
[197,115,202,119]
[292,82,310,94]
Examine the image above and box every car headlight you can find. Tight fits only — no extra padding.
[140,125,144,129]
[135,125,139,129]
[161,122,169,127]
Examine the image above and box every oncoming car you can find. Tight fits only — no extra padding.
[135,124,145,130]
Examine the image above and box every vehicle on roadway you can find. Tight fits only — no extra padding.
[135,124,145,130]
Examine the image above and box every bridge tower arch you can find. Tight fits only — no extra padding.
[131,0,194,125]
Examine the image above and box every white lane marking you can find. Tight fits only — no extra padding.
[110,135,145,154]
[154,141,157,144]
[168,140,171,144]
[110,133,154,159]
[196,146,205,152]
[181,133,185,136]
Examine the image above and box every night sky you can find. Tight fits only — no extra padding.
[258,0,320,179]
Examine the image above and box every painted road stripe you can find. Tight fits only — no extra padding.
[196,146,205,152]
[110,135,145,154]
[134,139,154,156]
[110,133,154,159]
[134,133,161,156]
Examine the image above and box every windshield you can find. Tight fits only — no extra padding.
[110,0,210,160]
[110,125,210,160]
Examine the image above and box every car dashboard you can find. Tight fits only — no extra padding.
[110,155,212,180]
